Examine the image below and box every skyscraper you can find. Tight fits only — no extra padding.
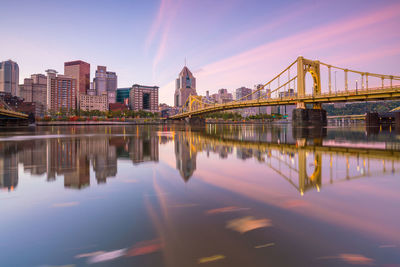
[94,66,117,103]
[46,69,77,112]
[94,66,107,96]
[235,86,252,100]
[0,60,19,96]
[64,60,90,95]
[174,66,196,107]
[106,71,117,103]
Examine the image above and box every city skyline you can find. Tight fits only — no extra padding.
[1,0,400,105]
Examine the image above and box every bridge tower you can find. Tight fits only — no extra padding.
[293,56,327,126]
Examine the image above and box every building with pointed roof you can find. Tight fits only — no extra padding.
[174,66,197,107]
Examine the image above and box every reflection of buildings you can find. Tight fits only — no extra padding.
[174,134,196,182]
[0,127,160,190]
[0,144,18,191]
[172,124,400,195]
[46,138,90,189]
[130,134,159,164]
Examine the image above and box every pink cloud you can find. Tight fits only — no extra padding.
[191,2,400,94]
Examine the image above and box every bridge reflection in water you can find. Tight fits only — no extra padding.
[173,124,400,195]
[0,125,399,195]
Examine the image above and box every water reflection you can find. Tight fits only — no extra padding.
[0,125,399,195]
[0,126,163,191]
[1,125,400,266]
[173,124,400,195]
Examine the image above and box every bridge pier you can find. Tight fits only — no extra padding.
[396,112,400,129]
[365,112,380,126]
[292,108,327,126]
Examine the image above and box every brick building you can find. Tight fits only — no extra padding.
[129,84,159,113]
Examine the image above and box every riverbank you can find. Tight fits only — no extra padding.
[35,119,290,126]
[36,120,163,126]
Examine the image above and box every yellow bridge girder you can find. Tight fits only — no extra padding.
[0,108,29,119]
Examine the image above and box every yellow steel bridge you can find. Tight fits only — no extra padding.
[171,56,400,119]
[0,99,28,120]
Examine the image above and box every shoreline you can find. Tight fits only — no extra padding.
[35,119,291,126]
[36,121,163,126]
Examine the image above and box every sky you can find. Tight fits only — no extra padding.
[1,0,400,105]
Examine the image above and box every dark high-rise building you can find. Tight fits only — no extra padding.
[93,66,117,103]
[0,60,19,96]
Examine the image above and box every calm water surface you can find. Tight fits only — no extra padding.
[0,124,399,267]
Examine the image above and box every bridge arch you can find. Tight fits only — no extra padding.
[297,56,321,98]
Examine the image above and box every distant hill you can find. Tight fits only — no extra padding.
[323,101,400,116]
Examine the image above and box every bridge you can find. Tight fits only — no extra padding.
[171,56,400,125]
[0,98,29,125]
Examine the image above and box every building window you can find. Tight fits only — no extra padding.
[143,93,150,110]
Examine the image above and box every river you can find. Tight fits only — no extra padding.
[0,124,399,266]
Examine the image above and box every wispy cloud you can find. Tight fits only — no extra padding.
[145,0,184,77]
[145,0,169,54]
[191,2,400,93]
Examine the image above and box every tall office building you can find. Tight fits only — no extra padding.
[20,74,47,107]
[214,88,233,104]
[64,60,90,95]
[129,84,159,112]
[94,66,117,103]
[0,60,19,96]
[235,86,252,101]
[174,66,196,107]
[94,66,107,96]
[46,69,77,111]
[106,71,117,103]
